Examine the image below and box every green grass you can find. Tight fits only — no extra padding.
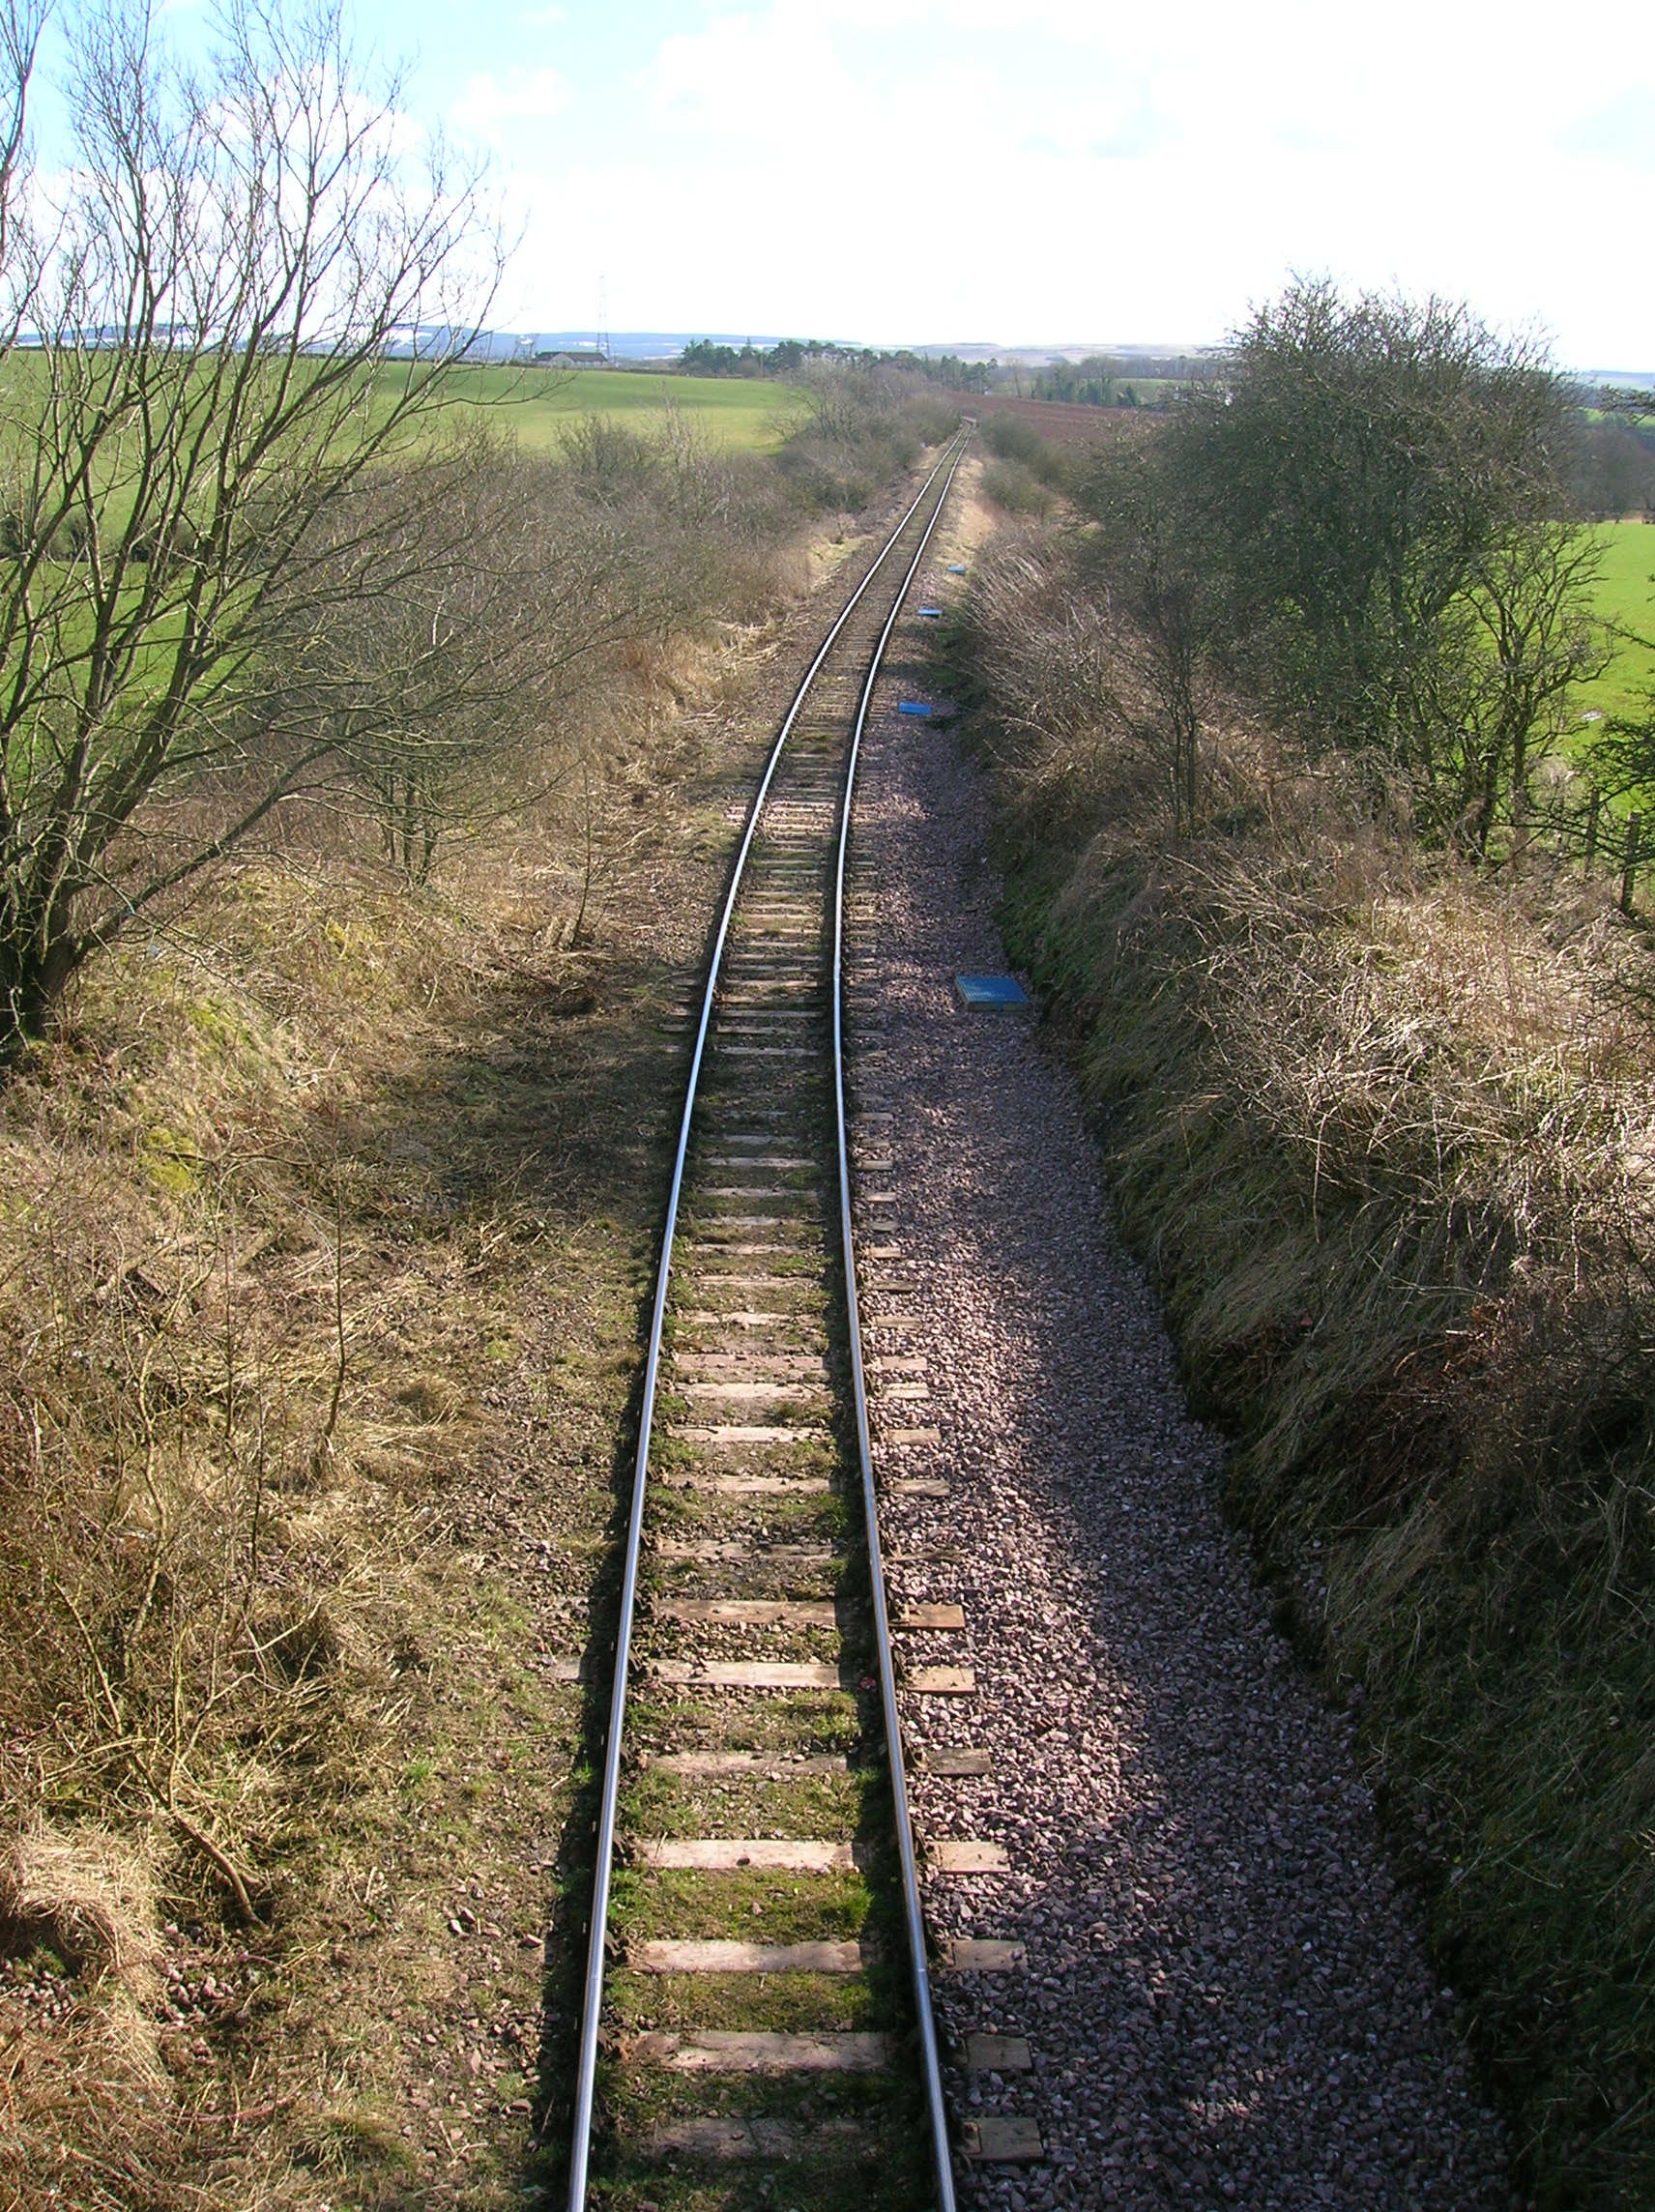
[607,1965,880,2034]
[403,364,809,455]
[1579,520,1655,724]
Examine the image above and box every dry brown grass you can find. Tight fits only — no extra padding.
[2,1826,160,1990]
[0,830,581,2210]
[0,1827,182,2212]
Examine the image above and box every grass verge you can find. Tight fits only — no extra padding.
[949,521,1655,2210]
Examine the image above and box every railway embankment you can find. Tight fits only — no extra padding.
[0,433,951,2212]
[945,525,1655,2208]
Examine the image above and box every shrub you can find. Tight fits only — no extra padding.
[978,412,1071,489]
[980,459,1054,516]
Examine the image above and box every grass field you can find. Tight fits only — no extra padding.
[415,364,809,455]
[0,360,810,529]
[1580,519,1655,723]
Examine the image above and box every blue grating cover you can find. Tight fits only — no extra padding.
[955,974,1030,1007]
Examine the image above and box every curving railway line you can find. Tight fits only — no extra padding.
[565,435,982,2209]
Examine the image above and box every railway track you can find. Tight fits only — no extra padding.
[566,437,980,2210]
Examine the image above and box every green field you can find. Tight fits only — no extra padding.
[408,364,808,455]
[0,354,808,476]
[1579,518,1655,724]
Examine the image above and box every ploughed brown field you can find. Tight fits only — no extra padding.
[969,393,1128,443]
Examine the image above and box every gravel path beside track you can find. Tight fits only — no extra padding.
[845,649,1515,2211]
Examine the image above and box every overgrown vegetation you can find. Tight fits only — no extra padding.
[0,414,842,2203]
[973,412,1073,519]
[771,359,958,513]
[949,282,1655,2207]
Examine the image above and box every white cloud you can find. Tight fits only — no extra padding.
[451,66,571,145]
[1557,91,1655,168]
[474,0,1655,364]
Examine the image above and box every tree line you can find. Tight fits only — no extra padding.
[1068,279,1649,864]
[1032,353,1219,409]
[679,336,996,393]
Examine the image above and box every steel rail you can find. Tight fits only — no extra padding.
[566,432,968,2211]
[834,435,970,2212]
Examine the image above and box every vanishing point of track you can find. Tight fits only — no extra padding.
[566,437,972,2209]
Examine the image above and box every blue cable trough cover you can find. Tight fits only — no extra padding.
[955,974,1030,1007]
[898,701,932,717]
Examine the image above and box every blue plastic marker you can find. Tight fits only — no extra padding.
[917,606,943,619]
[955,974,1029,1007]
[898,702,932,717]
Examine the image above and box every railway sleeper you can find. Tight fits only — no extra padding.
[622,2030,892,2073]
[639,2109,892,2168]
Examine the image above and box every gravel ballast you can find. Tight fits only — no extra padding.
[844,634,1515,2210]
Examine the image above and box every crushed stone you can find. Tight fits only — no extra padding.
[846,650,1514,2212]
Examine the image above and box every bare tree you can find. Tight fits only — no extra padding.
[0,0,44,345]
[1463,523,1607,859]
[1079,431,1209,834]
[0,0,503,1041]
[797,357,867,445]
[306,442,656,883]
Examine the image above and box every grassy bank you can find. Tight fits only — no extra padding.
[0,413,945,2205]
[950,529,1655,2209]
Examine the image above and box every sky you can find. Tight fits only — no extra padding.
[122,0,1655,365]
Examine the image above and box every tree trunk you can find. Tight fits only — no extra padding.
[1,917,82,1046]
